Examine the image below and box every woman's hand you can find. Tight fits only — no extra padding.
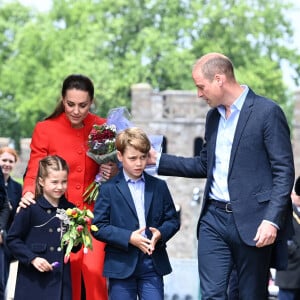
[100,162,119,180]
[18,192,35,212]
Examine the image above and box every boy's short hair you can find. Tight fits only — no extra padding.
[116,127,151,154]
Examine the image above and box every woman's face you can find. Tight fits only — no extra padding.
[0,151,16,177]
[63,89,93,128]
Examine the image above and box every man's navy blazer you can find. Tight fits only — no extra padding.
[158,89,295,268]
[92,170,180,279]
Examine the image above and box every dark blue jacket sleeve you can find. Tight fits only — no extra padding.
[0,168,10,230]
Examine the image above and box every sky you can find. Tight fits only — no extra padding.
[17,0,52,11]
[7,0,300,89]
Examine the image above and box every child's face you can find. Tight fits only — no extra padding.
[38,169,68,205]
[117,145,148,180]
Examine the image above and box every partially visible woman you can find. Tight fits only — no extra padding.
[0,146,22,299]
[275,176,300,300]
[0,147,22,228]
[21,74,118,300]
[0,167,10,300]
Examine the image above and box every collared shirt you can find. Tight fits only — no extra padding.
[209,85,249,202]
[124,171,146,231]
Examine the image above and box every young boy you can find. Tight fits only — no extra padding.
[92,127,180,300]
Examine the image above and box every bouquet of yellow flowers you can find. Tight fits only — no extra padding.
[56,207,98,263]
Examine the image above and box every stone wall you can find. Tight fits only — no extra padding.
[2,85,300,260]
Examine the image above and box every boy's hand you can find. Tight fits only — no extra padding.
[148,227,162,254]
[129,227,152,254]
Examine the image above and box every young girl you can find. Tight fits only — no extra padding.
[7,155,79,300]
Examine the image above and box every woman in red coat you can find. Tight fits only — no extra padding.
[21,74,118,300]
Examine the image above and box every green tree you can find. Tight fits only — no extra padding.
[0,1,33,149]
[0,0,299,141]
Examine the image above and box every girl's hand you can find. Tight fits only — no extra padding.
[31,257,53,272]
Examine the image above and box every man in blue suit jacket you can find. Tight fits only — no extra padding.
[92,127,180,300]
[151,53,295,299]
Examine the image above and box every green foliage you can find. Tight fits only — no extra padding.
[0,0,299,141]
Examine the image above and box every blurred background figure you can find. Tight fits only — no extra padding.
[0,164,10,300]
[276,176,300,300]
[0,147,22,299]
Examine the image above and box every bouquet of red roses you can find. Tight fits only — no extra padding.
[83,107,133,204]
[83,107,163,203]
[86,123,118,164]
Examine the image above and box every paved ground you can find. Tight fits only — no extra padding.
[5,260,278,300]
[5,261,17,300]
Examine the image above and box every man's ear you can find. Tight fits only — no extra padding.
[214,74,223,85]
